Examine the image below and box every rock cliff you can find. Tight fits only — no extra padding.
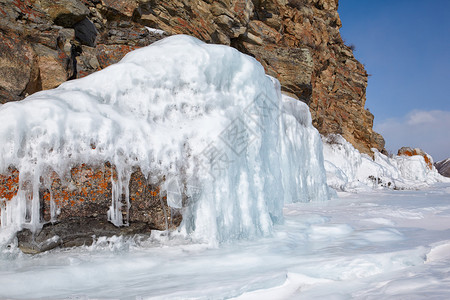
[435,158,450,178]
[0,0,384,154]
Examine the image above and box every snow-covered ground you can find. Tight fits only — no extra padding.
[1,183,449,299]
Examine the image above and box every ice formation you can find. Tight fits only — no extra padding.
[322,134,450,192]
[145,27,166,35]
[0,35,329,244]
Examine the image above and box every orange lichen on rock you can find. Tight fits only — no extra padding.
[1,162,181,233]
[402,150,413,157]
[398,147,433,170]
[150,187,160,197]
[33,163,118,222]
[12,0,45,22]
[423,155,432,170]
[0,167,20,201]
[96,44,140,69]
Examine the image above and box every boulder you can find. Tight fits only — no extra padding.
[74,18,98,47]
[398,147,433,170]
[32,43,70,90]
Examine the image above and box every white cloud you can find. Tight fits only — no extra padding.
[375,110,450,162]
[406,110,440,125]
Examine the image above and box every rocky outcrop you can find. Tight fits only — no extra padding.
[0,0,383,154]
[1,164,181,253]
[0,0,75,101]
[17,218,152,254]
[435,158,450,177]
[397,147,433,170]
[1,0,385,252]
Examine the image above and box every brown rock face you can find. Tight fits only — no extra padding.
[0,0,383,154]
[37,0,90,27]
[1,163,182,252]
[0,30,39,102]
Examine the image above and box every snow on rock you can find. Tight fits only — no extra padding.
[0,35,330,245]
[145,27,166,35]
[322,134,450,192]
[397,147,433,169]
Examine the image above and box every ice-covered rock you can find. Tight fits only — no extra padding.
[0,35,330,247]
[397,147,433,169]
[322,134,449,192]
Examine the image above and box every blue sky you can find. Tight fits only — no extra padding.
[338,0,450,161]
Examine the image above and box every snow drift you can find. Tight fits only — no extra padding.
[322,134,450,192]
[0,35,330,244]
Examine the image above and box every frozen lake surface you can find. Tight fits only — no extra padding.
[1,183,450,299]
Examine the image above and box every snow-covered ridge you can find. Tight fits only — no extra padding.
[323,134,450,192]
[0,35,329,244]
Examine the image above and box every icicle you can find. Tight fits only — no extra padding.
[0,190,26,229]
[49,190,56,223]
[30,170,42,232]
[107,167,131,227]
[108,176,123,227]
[166,177,182,209]
[122,170,131,226]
